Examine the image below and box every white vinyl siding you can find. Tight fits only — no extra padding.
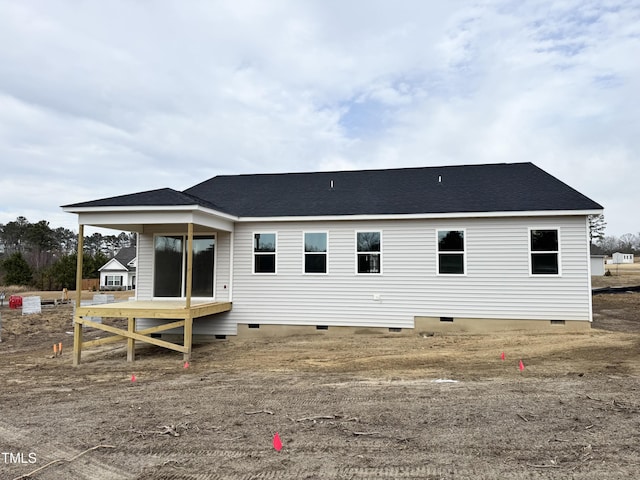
[228,216,592,329]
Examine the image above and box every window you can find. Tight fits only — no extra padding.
[304,232,327,274]
[357,231,381,274]
[254,233,276,274]
[438,230,465,274]
[154,235,215,297]
[105,275,123,286]
[530,229,559,275]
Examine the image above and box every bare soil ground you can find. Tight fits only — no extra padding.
[1,285,640,479]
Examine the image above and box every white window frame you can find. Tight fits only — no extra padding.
[152,232,217,299]
[105,275,123,286]
[355,230,382,275]
[253,232,277,275]
[436,229,467,276]
[528,227,561,276]
[303,231,329,275]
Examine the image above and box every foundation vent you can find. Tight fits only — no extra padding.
[316,325,329,330]
[440,317,454,323]
[550,320,566,326]
[248,324,260,329]
[389,328,402,333]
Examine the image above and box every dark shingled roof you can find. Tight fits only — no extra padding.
[64,188,224,211]
[64,162,602,217]
[114,246,137,270]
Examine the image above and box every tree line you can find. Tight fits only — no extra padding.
[589,215,640,255]
[0,216,136,290]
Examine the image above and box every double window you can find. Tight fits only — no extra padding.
[304,232,328,274]
[357,231,381,274]
[154,235,215,297]
[437,230,465,274]
[254,233,277,274]
[530,229,559,275]
[105,275,123,287]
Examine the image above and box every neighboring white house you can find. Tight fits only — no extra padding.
[610,252,634,264]
[63,162,604,335]
[98,246,137,290]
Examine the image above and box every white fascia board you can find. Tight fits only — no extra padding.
[237,209,604,223]
[65,205,236,232]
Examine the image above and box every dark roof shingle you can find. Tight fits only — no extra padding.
[184,162,602,216]
[65,162,602,217]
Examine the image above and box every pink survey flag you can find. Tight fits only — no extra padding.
[273,432,283,451]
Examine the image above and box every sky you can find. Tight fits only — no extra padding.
[0,0,638,237]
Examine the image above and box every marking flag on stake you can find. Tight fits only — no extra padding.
[184,361,190,369]
[273,432,283,451]
[519,360,525,371]
[500,352,505,361]
[131,374,137,382]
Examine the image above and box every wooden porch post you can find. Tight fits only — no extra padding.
[184,223,194,362]
[73,224,84,366]
[127,317,136,362]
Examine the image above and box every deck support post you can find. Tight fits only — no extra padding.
[73,224,85,366]
[183,316,193,362]
[73,319,83,366]
[184,223,194,362]
[127,317,136,362]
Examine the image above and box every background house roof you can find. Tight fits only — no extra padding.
[99,246,137,272]
[65,162,602,217]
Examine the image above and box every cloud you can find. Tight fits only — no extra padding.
[0,0,638,236]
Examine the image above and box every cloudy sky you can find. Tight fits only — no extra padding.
[0,0,638,237]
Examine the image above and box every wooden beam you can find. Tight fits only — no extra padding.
[127,317,136,362]
[73,224,84,366]
[185,222,194,309]
[82,319,186,348]
[75,224,84,309]
[184,222,194,363]
[73,315,83,366]
[74,301,232,319]
[79,318,188,353]
[183,316,193,363]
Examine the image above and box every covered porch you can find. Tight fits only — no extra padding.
[65,199,237,365]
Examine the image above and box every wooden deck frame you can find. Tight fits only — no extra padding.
[72,300,232,365]
[72,222,231,365]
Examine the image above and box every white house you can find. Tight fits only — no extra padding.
[611,252,634,264]
[98,246,137,290]
[63,162,603,342]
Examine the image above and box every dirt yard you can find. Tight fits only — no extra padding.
[1,285,640,479]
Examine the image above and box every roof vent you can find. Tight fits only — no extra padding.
[438,175,442,184]
[330,180,334,190]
